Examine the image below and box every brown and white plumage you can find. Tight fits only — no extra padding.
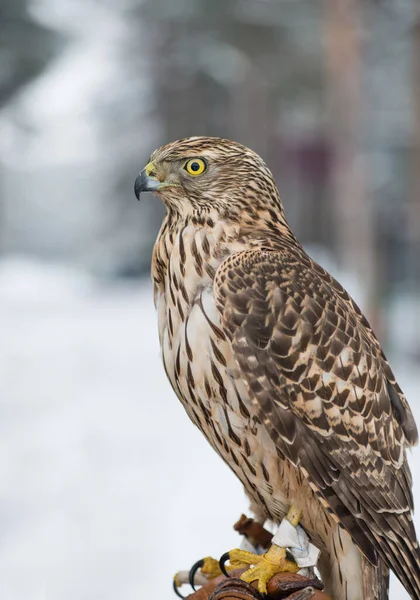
[135,136,420,600]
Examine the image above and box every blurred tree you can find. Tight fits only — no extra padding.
[323,0,378,318]
[0,0,62,253]
[408,15,420,290]
[0,0,62,108]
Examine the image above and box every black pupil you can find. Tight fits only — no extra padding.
[190,162,200,172]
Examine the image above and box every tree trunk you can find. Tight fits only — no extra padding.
[323,0,378,322]
[408,18,420,290]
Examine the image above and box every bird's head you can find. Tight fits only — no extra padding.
[134,136,288,227]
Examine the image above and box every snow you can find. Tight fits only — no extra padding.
[0,259,245,600]
[0,259,419,600]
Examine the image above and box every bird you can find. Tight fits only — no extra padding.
[134,136,420,600]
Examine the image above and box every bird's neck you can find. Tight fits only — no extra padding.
[151,207,301,299]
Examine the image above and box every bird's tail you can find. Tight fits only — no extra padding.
[362,556,389,600]
[374,528,420,600]
[319,526,392,600]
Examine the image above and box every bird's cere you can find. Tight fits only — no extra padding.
[134,167,161,198]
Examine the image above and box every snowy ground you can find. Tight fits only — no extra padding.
[0,259,419,600]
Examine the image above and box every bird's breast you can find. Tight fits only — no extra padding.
[153,236,339,536]
[157,273,254,445]
[151,223,325,526]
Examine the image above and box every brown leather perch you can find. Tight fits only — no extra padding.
[233,515,274,550]
[186,570,331,600]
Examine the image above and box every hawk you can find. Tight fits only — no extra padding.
[134,137,420,600]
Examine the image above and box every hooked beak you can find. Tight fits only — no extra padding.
[134,161,161,200]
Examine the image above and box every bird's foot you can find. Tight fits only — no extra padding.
[173,555,239,597]
[220,543,299,595]
[190,556,225,583]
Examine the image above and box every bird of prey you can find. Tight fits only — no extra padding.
[134,137,420,600]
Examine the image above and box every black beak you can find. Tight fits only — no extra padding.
[134,169,161,200]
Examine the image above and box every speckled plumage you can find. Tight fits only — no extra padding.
[140,137,420,600]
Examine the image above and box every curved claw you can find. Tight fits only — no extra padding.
[219,552,232,578]
[172,577,186,599]
[189,558,205,591]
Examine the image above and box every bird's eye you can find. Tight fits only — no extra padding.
[184,158,207,176]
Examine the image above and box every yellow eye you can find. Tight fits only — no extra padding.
[184,158,207,176]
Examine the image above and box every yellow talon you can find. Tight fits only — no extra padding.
[228,544,299,595]
[188,555,239,591]
[200,555,245,578]
[200,556,224,579]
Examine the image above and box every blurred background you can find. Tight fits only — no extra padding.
[0,0,419,599]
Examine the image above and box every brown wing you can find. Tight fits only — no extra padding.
[214,248,420,600]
